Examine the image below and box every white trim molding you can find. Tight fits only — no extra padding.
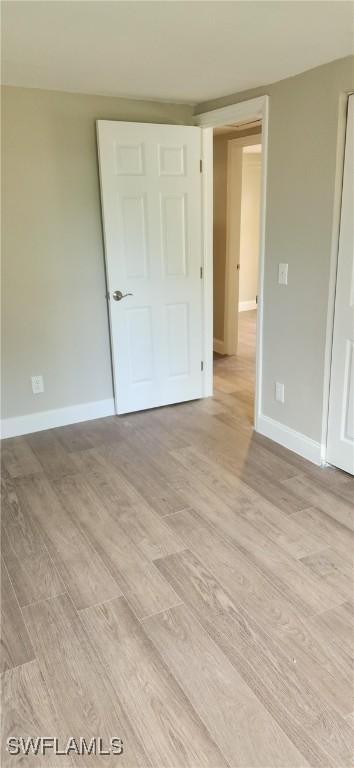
[201,127,214,397]
[257,413,322,466]
[194,97,266,129]
[213,338,225,354]
[1,398,115,439]
[239,300,257,312]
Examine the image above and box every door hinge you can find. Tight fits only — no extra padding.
[200,159,203,173]
[201,361,204,371]
[256,294,258,304]
[200,266,203,279]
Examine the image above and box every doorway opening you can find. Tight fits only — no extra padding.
[212,120,262,428]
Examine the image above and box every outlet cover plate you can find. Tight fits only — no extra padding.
[275,381,285,403]
[31,375,44,394]
[278,263,288,285]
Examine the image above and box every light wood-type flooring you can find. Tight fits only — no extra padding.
[2,311,354,767]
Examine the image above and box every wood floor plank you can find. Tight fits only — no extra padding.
[22,593,150,767]
[15,475,121,610]
[172,405,298,483]
[291,506,354,556]
[2,477,64,606]
[332,478,354,504]
[144,602,308,767]
[203,434,306,513]
[67,413,134,448]
[2,309,353,768]
[166,423,307,515]
[283,474,354,531]
[25,430,77,479]
[1,437,43,478]
[155,549,353,768]
[127,428,306,533]
[300,548,354,601]
[165,506,310,630]
[187,395,227,416]
[112,504,185,561]
[311,601,354,661]
[166,508,353,716]
[215,402,253,430]
[103,440,188,517]
[172,445,321,556]
[71,446,144,507]
[239,468,308,514]
[53,422,98,453]
[102,430,189,501]
[54,473,182,619]
[273,609,354,717]
[123,409,189,452]
[80,596,228,768]
[1,558,35,674]
[166,466,344,615]
[1,525,63,610]
[213,373,240,393]
[2,660,73,767]
[57,473,184,562]
[236,499,324,559]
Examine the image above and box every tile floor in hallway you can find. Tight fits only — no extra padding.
[2,310,354,767]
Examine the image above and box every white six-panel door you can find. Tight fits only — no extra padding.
[327,95,354,475]
[97,121,203,414]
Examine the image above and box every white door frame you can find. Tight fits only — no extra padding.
[195,96,269,431]
[325,93,354,473]
[225,132,262,356]
[321,91,354,465]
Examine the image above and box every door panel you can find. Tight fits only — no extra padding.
[121,196,148,278]
[127,307,154,383]
[161,194,187,276]
[166,303,190,377]
[97,121,203,415]
[327,95,354,474]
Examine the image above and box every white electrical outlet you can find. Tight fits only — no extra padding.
[31,375,44,394]
[275,382,285,403]
[278,263,288,285]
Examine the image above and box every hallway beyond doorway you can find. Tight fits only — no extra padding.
[213,309,256,427]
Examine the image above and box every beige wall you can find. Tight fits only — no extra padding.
[1,86,193,419]
[239,152,261,305]
[200,56,354,442]
[3,56,354,444]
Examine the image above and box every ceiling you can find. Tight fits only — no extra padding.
[213,120,262,135]
[2,1,353,104]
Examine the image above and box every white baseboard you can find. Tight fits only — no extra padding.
[239,300,257,312]
[213,338,225,354]
[256,413,322,466]
[1,398,115,439]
